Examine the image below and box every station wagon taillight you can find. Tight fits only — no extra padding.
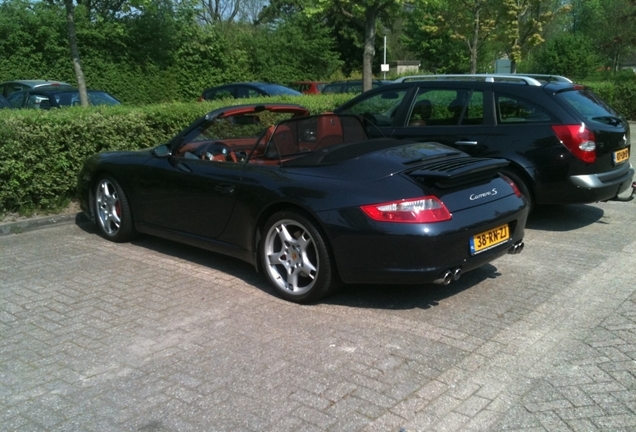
[360,196,452,223]
[552,124,596,163]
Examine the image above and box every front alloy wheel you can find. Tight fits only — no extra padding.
[94,175,135,242]
[261,211,338,303]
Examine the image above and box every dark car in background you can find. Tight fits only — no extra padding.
[6,85,121,109]
[198,82,302,101]
[321,79,392,95]
[0,79,72,98]
[78,103,528,303]
[335,74,634,210]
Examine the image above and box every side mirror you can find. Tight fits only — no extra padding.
[152,144,172,158]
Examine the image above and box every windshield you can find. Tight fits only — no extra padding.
[261,114,380,161]
[53,91,121,106]
[258,84,302,96]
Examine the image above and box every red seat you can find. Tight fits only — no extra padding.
[271,125,297,157]
[315,115,343,149]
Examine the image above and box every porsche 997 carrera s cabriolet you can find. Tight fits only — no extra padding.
[78,103,528,303]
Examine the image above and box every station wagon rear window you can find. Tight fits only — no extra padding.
[556,89,622,125]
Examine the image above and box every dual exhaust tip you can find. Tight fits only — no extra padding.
[434,240,525,286]
[434,267,462,286]
[508,241,524,255]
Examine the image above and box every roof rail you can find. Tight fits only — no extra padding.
[392,74,572,86]
[519,74,573,83]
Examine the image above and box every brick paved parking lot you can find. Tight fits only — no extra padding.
[2,194,636,431]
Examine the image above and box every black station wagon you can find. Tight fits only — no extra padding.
[335,74,634,210]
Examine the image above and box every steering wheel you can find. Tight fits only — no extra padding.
[199,142,238,162]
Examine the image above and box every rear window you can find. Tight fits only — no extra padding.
[556,89,621,124]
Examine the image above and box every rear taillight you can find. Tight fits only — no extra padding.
[360,196,451,223]
[551,124,596,163]
[500,174,522,197]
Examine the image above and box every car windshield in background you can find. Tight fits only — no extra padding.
[256,84,302,96]
[556,89,623,125]
[53,91,121,107]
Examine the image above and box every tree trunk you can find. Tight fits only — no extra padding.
[363,9,376,92]
[470,8,479,74]
[64,0,89,107]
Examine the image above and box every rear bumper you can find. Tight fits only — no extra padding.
[569,163,634,190]
[320,194,528,285]
[535,163,634,205]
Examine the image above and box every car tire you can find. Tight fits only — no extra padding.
[94,175,136,242]
[501,168,534,213]
[261,210,340,303]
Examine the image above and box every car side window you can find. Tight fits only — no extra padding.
[27,94,52,109]
[408,89,483,126]
[1,83,26,97]
[6,92,26,108]
[496,95,551,124]
[463,91,484,125]
[236,87,262,98]
[207,89,232,100]
[322,84,343,94]
[338,89,408,126]
[347,83,362,93]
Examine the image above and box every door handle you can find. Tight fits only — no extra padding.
[454,140,478,146]
[176,162,192,173]
[215,184,236,194]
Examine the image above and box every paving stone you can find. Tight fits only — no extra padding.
[2,196,636,430]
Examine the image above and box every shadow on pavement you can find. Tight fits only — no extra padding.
[526,204,604,232]
[75,217,502,310]
[324,263,500,310]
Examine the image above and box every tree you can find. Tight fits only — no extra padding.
[307,0,405,91]
[530,32,600,79]
[63,0,89,106]
[196,0,268,23]
[497,0,566,73]
[435,0,501,74]
[401,0,471,73]
[571,0,636,72]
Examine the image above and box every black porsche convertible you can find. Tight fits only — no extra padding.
[78,103,528,303]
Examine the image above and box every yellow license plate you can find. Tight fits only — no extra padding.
[614,147,630,165]
[470,224,510,255]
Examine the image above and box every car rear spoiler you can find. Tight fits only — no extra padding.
[408,157,510,189]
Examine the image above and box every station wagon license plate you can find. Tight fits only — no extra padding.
[470,224,510,255]
[614,147,630,165]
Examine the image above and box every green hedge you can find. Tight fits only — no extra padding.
[0,94,353,215]
[2,79,635,216]
[582,80,636,120]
